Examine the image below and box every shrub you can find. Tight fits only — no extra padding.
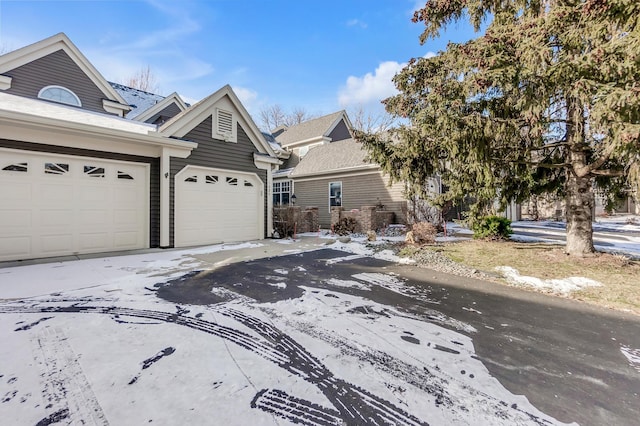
[411,221,437,244]
[472,215,513,240]
[273,207,296,238]
[334,217,358,236]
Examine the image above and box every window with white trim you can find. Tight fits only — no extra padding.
[273,180,291,206]
[38,85,82,107]
[329,181,342,211]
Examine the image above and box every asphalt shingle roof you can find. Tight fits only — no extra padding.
[110,82,165,120]
[274,111,344,146]
[289,138,375,177]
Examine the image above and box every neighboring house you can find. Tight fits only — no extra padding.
[0,33,279,262]
[271,111,408,228]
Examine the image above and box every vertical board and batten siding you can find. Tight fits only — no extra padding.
[328,120,352,142]
[2,50,111,115]
[0,139,161,247]
[145,103,184,125]
[169,118,267,246]
[293,171,406,227]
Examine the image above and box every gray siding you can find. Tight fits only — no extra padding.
[0,139,160,247]
[293,171,406,227]
[2,49,111,114]
[169,118,267,246]
[146,102,183,125]
[328,119,351,142]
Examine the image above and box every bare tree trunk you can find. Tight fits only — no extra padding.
[565,171,595,255]
[565,96,595,256]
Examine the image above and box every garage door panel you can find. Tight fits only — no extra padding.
[40,234,73,254]
[0,181,32,201]
[78,233,109,251]
[0,237,30,257]
[0,150,149,261]
[41,183,74,202]
[175,167,262,247]
[114,231,140,248]
[0,210,31,230]
[78,209,108,226]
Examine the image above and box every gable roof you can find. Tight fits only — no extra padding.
[0,33,130,114]
[159,85,276,157]
[290,138,377,177]
[274,110,350,146]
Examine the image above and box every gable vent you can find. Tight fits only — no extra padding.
[216,109,233,137]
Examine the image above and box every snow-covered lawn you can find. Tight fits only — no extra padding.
[0,240,574,425]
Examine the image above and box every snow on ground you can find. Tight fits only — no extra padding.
[495,266,603,294]
[0,240,574,425]
[620,346,640,373]
[511,214,640,258]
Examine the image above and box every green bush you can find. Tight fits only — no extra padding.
[472,215,513,240]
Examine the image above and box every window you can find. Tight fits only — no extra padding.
[184,175,198,183]
[2,162,27,172]
[84,165,105,178]
[244,180,253,187]
[44,162,69,175]
[273,180,291,206]
[226,177,238,186]
[206,175,218,184]
[117,171,134,180]
[38,86,82,107]
[329,182,342,210]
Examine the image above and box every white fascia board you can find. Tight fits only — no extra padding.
[253,153,282,170]
[0,75,12,90]
[134,92,187,123]
[103,98,132,116]
[324,111,353,138]
[0,109,196,157]
[291,164,380,180]
[281,136,330,149]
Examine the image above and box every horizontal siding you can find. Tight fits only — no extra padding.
[146,102,183,124]
[293,171,406,227]
[3,49,111,114]
[0,138,160,247]
[328,119,351,142]
[169,118,267,246]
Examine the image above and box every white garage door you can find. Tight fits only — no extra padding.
[175,166,262,247]
[0,150,148,261]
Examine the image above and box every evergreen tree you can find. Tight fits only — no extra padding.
[357,0,640,256]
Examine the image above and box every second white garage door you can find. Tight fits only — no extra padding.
[0,149,149,262]
[174,166,263,247]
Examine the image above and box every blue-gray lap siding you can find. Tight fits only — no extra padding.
[145,103,184,125]
[0,138,161,247]
[169,117,267,246]
[328,120,351,142]
[1,49,114,115]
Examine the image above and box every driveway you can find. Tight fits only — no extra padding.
[0,238,638,425]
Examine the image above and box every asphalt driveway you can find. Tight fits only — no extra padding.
[1,241,638,425]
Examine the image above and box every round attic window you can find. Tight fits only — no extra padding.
[38,85,82,107]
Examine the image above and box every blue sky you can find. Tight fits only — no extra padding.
[0,0,478,127]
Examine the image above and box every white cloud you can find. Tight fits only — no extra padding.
[424,51,437,59]
[338,61,405,106]
[231,86,261,116]
[346,18,367,29]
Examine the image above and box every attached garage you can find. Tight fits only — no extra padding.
[174,166,263,247]
[0,149,149,261]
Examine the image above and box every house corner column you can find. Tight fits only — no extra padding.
[160,150,171,247]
